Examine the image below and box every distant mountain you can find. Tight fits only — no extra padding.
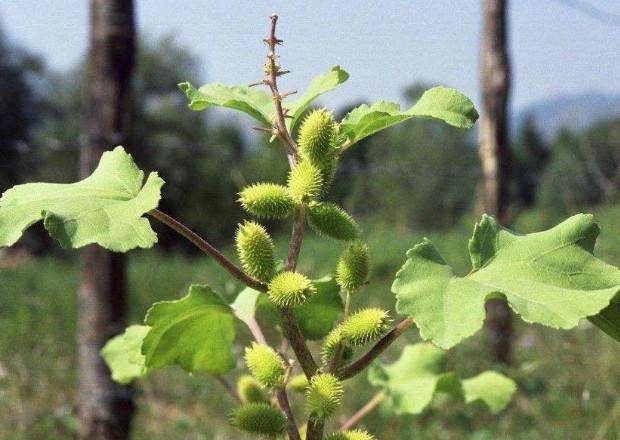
[514,92,620,139]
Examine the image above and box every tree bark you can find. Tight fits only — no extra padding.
[78,1,136,438]
[479,0,513,364]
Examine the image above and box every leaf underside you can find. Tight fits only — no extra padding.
[101,325,150,384]
[339,86,479,149]
[0,146,163,252]
[179,66,349,131]
[142,285,237,374]
[392,214,620,349]
[368,343,516,415]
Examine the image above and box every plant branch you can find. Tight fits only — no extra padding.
[264,13,299,162]
[338,318,415,380]
[247,315,268,345]
[276,388,302,440]
[148,209,267,292]
[339,392,386,431]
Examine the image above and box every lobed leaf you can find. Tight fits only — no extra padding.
[101,325,150,384]
[0,146,163,252]
[339,86,478,149]
[142,285,236,374]
[367,343,516,415]
[178,82,274,126]
[392,214,620,349]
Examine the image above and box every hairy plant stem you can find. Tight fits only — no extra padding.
[339,392,386,431]
[277,389,302,440]
[328,292,351,372]
[260,14,321,439]
[148,209,267,292]
[306,418,325,440]
[338,318,415,380]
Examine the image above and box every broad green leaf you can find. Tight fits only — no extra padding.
[0,146,163,252]
[392,214,620,349]
[340,86,478,149]
[367,343,515,415]
[101,325,150,384]
[178,82,274,126]
[231,276,343,340]
[284,66,349,131]
[462,371,517,413]
[142,285,236,374]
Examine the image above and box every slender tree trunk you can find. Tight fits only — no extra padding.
[78,1,136,438]
[479,0,513,364]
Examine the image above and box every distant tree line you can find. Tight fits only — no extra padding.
[1,26,618,252]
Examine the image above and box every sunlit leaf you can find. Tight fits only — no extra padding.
[285,66,349,131]
[392,214,620,348]
[179,82,274,126]
[340,87,478,149]
[101,325,150,384]
[368,343,515,415]
[0,146,163,252]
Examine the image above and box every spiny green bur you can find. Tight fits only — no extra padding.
[244,343,286,389]
[341,308,391,346]
[268,271,316,308]
[237,374,267,404]
[229,402,286,436]
[321,326,353,364]
[325,430,377,440]
[307,202,360,241]
[239,182,295,218]
[305,373,344,420]
[336,241,370,293]
[235,221,276,282]
[288,160,324,201]
[298,108,339,166]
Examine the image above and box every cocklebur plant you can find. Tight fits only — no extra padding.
[1,14,619,440]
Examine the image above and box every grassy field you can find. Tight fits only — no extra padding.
[1,207,619,439]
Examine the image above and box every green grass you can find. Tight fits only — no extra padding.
[1,206,619,439]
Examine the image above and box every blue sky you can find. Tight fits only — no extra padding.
[1,0,619,111]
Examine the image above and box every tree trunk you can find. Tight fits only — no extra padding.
[479,0,513,364]
[78,1,136,438]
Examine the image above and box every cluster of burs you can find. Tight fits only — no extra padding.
[230,109,390,439]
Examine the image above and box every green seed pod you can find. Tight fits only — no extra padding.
[268,271,316,308]
[307,202,360,241]
[287,160,323,201]
[319,156,338,194]
[321,326,352,364]
[288,373,309,393]
[237,374,267,404]
[305,373,344,420]
[336,241,370,293]
[238,183,295,218]
[298,109,339,166]
[325,429,377,440]
[229,402,286,436]
[244,343,286,389]
[340,308,391,347]
[235,221,276,282]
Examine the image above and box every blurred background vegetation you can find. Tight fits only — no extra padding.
[0,15,619,440]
